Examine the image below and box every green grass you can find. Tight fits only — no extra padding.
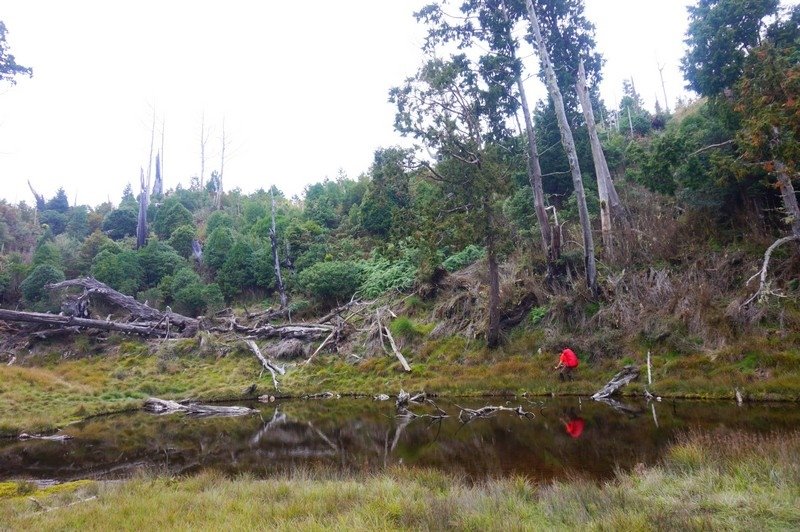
[2,332,800,436]
[0,430,798,530]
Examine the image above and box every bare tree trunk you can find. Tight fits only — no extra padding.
[152,152,163,197]
[27,179,45,210]
[500,5,552,261]
[215,119,226,210]
[772,128,800,238]
[576,60,612,253]
[776,160,800,238]
[270,188,288,308]
[199,112,207,188]
[524,0,597,293]
[136,167,149,249]
[485,200,500,348]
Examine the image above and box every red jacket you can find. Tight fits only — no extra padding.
[560,348,579,368]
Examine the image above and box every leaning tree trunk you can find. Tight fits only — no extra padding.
[501,9,553,262]
[270,188,288,308]
[525,0,597,294]
[485,199,501,348]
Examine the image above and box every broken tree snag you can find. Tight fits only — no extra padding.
[457,405,535,423]
[47,277,199,335]
[143,397,256,417]
[244,339,285,391]
[591,365,640,400]
[0,309,170,338]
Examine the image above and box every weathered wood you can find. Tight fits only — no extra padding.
[143,397,256,417]
[302,329,336,366]
[591,365,640,400]
[743,234,800,306]
[0,309,168,337]
[232,320,333,340]
[244,340,285,391]
[384,325,411,372]
[18,432,73,441]
[47,277,199,334]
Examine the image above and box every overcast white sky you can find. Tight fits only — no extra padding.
[0,0,790,207]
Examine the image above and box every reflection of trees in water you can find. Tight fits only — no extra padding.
[2,399,799,482]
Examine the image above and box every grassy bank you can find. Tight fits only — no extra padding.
[1,430,798,530]
[2,332,800,436]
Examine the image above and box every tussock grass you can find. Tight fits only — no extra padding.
[1,430,798,530]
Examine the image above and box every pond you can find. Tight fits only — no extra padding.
[1,397,798,483]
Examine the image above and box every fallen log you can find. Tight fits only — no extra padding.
[47,277,199,335]
[143,397,256,417]
[18,432,73,441]
[232,320,333,340]
[0,309,169,338]
[591,365,640,400]
[243,340,285,391]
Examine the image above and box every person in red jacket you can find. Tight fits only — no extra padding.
[555,347,579,381]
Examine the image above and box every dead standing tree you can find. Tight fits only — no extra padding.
[524,0,598,294]
[269,187,288,308]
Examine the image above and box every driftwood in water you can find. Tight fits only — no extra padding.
[47,277,199,335]
[0,309,171,338]
[591,365,640,400]
[457,404,535,423]
[303,391,340,400]
[143,397,256,417]
[243,340,285,391]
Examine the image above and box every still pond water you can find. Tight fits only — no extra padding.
[1,397,797,483]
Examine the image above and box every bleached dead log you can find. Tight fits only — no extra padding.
[143,397,256,417]
[591,365,640,400]
[303,391,340,399]
[244,340,285,391]
[384,325,411,372]
[18,432,73,441]
[0,309,171,338]
[47,277,198,335]
[232,321,333,340]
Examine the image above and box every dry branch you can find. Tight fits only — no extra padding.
[384,325,411,372]
[244,340,285,391]
[742,234,800,306]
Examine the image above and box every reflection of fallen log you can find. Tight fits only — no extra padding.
[0,309,173,338]
[593,396,644,417]
[591,365,640,400]
[143,397,256,417]
[456,405,535,423]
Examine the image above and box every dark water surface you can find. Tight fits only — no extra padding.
[1,397,798,483]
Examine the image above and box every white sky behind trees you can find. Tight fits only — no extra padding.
[0,0,790,207]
